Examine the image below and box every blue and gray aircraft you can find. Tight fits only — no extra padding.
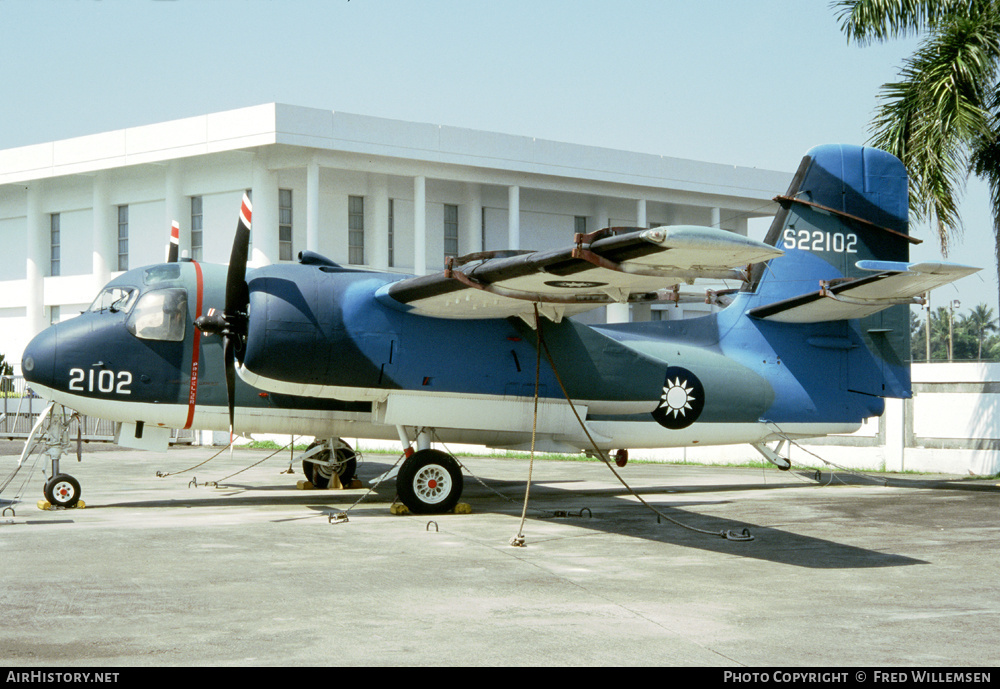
[20,144,978,513]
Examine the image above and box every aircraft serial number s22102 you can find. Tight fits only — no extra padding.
[19,144,978,514]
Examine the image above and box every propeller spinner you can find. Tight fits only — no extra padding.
[194,193,252,434]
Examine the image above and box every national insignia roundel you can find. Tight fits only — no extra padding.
[651,366,705,429]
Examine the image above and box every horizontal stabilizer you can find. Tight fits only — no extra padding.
[378,225,782,322]
[748,261,979,323]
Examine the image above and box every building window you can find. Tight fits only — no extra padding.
[388,198,395,268]
[348,195,364,265]
[575,216,587,235]
[279,188,293,261]
[444,204,459,261]
[50,213,60,276]
[117,205,129,272]
[191,196,203,261]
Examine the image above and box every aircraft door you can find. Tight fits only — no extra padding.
[124,287,190,404]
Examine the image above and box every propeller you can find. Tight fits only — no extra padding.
[167,220,180,262]
[194,193,253,436]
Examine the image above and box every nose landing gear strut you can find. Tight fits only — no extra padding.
[20,403,84,509]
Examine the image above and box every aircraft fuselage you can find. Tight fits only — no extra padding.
[22,257,878,453]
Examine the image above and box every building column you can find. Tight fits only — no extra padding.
[252,155,278,266]
[462,183,482,255]
[711,206,721,229]
[884,397,906,472]
[306,160,320,254]
[92,172,114,294]
[165,161,186,259]
[606,303,631,323]
[25,184,46,338]
[370,174,389,270]
[592,198,608,233]
[508,185,520,250]
[413,176,427,276]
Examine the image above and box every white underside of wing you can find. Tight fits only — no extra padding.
[379,225,782,321]
[752,261,980,324]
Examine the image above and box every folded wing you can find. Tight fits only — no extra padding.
[377,225,783,322]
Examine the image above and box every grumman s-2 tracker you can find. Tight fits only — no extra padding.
[18,144,978,514]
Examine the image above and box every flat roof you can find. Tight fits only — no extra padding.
[0,103,790,200]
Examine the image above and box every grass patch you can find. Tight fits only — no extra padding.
[234,440,971,476]
[238,440,310,452]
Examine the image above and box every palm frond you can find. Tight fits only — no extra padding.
[970,130,1000,303]
[832,0,988,44]
[868,10,1000,253]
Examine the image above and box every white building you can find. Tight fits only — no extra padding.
[0,103,788,366]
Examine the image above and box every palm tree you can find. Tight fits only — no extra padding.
[965,302,998,358]
[833,0,1000,303]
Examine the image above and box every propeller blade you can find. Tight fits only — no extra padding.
[200,192,252,445]
[224,335,236,436]
[167,221,180,262]
[225,194,252,317]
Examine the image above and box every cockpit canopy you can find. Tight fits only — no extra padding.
[87,263,188,342]
[88,286,137,314]
[127,288,187,342]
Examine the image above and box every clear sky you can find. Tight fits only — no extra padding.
[1,0,994,313]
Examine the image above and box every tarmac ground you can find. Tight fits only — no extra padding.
[0,441,998,667]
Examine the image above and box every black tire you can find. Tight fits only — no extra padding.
[44,474,81,508]
[302,442,357,489]
[396,449,463,514]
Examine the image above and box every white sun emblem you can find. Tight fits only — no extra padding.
[659,377,696,418]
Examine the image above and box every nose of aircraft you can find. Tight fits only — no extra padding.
[21,324,57,392]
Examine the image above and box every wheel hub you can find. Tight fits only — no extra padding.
[414,465,449,504]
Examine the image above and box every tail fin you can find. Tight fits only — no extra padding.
[745,144,975,399]
[747,144,914,297]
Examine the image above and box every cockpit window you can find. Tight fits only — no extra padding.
[143,264,181,285]
[89,287,138,314]
[126,288,187,342]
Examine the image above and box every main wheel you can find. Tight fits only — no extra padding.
[302,441,357,489]
[44,474,81,508]
[396,449,463,514]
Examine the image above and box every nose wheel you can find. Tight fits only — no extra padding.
[43,474,81,508]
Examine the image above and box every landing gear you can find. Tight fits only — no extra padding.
[751,441,792,471]
[614,448,629,467]
[383,426,465,514]
[301,438,357,488]
[396,449,463,514]
[44,474,81,508]
[20,403,84,509]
